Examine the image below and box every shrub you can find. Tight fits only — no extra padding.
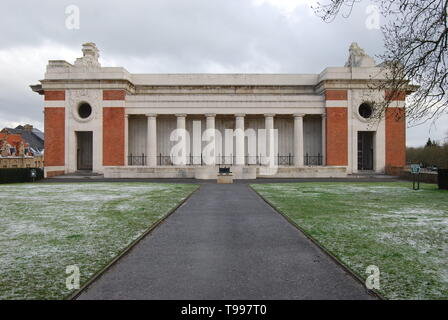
[0,168,44,184]
[438,169,448,190]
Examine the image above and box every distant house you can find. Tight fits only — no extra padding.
[0,125,44,168]
[1,124,44,156]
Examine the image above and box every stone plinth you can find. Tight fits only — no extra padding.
[217,174,233,184]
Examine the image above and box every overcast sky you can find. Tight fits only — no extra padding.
[0,0,446,147]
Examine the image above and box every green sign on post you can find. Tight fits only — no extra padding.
[410,164,420,190]
[410,164,421,174]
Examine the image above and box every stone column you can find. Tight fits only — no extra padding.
[321,113,326,166]
[176,114,187,165]
[294,113,304,167]
[235,114,245,165]
[146,114,157,167]
[265,114,275,127]
[124,114,129,166]
[264,114,275,166]
[205,114,216,165]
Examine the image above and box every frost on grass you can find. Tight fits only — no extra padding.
[252,182,448,300]
[0,182,197,300]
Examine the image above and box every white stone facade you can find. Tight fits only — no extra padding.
[32,43,407,179]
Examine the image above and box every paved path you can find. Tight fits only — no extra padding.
[78,184,375,300]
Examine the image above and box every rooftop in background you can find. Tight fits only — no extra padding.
[1,125,44,155]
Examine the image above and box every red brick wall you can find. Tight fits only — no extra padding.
[44,90,65,101]
[385,90,406,101]
[103,90,126,101]
[325,90,348,101]
[46,170,65,178]
[385,108,406,168]
[326,107,348,166]
[103,107,125,166]
[44,107,65,166]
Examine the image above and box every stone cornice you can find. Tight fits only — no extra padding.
[39,79,135,94]
[314,79,418,94]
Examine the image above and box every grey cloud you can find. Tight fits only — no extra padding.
[1,0,383,72]
[0,0,445,145]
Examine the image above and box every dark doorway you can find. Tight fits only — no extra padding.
[357,132,374,171]
[76,131,93,171]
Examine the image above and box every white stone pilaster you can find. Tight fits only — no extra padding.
[146,114,157,167]
[176,114,187,165]
[321,113,326,166]
[264,114,275,129]
[205,114,216,165]
[294,113,304,167]
[235,113,245,165]
[264,114,275,166]
[125,114,129,166]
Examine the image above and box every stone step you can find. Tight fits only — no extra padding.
[50,171,104,179]
[348,173,397,179]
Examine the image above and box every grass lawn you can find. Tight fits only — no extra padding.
[0,182,198,300]
[251,182,448,300]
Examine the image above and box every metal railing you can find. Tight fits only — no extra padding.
[128,154,146,166]
[158,154,205,166]
[278,154,294,166]
[128,153,323,166]
[215,155,235,166]
[304,153,323,166]
[158,155,173,166]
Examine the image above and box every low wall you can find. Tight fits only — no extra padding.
[104,166,258,179]
[46,170,66,178]
[399,170,438,184]
[258,166,347,178]
[385,166,404,176]
[386,166,438,184]
[104,166,348,179]
[104,166,197,179]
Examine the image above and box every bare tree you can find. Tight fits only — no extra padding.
[314,0,448,125]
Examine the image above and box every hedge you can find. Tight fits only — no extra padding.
[438,169,448,190]
[0,168,44,184]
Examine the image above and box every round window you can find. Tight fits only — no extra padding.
[78,103,92,119]
[358,103,373,119]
